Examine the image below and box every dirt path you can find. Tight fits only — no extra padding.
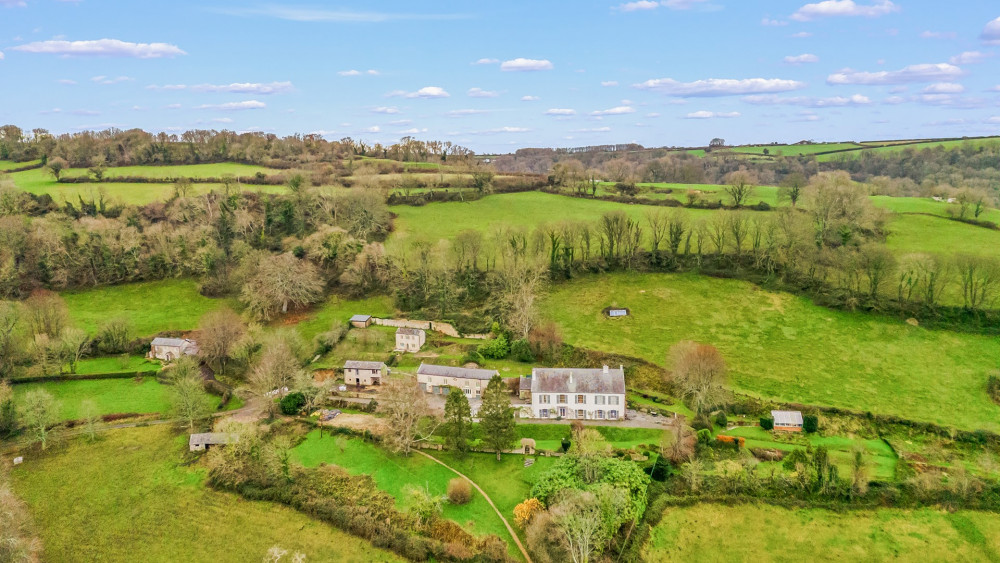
[414,450,533,563]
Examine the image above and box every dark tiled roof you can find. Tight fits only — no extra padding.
[417,363,498,381]
[397,327,424,336]
[531,366,625,394]
[519,376,532,390]
[151,337,189,347]
[344,360,386,370]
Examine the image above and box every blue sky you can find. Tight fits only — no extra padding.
[1,0,999,152]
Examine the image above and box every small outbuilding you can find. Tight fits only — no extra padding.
[149,337,198,362]
[395,327,426,352]
[343,360,387,386]
[189,432,237,452]
[350,314,374,328]
[771,410,804,432]
[518,376,532,400]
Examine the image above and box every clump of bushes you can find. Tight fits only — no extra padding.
[803,414,819,433]
[279,392,306,415]
[714,412,728,428]
[760,416,774,431]
[446,478,472,505]
[782,448,809,470]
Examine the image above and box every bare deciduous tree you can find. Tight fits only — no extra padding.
[166,356,212,430]
[241,253,325,321]
[669,341,727,414]
[198,308,246,375]
[20,388,59,450]
[377,377,438,455]
[724,170,757,208]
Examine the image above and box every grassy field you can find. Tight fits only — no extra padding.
[540,272,1000,432]
[642,503,1000,561]
[887,213,1000,260]
[0,159,41,171]
[723,425,897,480]
[62,279,235,336]
[73,354,160,374]
[59,162,278,180]
[8,166,287,205]
[719,142,861,156]
[817,137,1000,162]
[10,426,401,562]
[291,430,541,558]
[293,294,395,342]
[10,376,239,420]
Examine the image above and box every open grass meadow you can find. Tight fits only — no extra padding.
[62,278,235,336]
[59,162,279,180]
[291,430,544,558]
[540,272,1000,432]
[719,142,862,157]
[10,426,401,562]
[0,159,41,171]
[10,376,239,420]
[642,503,1000,561]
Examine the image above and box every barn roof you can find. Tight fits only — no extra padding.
[344,360,386,370]
[151,337,188,347]
[397,327,424,336]
[531,366,625,394]
[417,363,498,381]
[350,314,372,322]
[189,433,237,446]
[771,410,803,426]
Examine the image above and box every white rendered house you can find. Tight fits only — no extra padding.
[528,365,626,421]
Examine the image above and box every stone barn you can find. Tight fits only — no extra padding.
[148,337,198,362]
[343,360,387,386]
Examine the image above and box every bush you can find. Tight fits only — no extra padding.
[692,412,713,432]
[696,428,712,445]
[513,498,544,529]
[649,454,671,481]
[510,338,534,362]
[477,334,510,360]
[279,392,306,415]
[803,414,819,433]
[446,478,472,505]
[714,411,728,428]
[561,437,571,453]
[760,416,774,431]
[782,448,809,470]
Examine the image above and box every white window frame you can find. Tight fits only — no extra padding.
[608,396,620,406]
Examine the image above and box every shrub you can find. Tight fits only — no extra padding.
[803,414,819,433]
[279,392,306,415]
[760,416,774,431]
[513,498,544,528]
[692,412,713,432]
[696,428,712,445]
[561,437,571,453]
[510,338,534,362]
[782,448,809,470]
[477,334,510,360]
[714,411,728,428]
[447,478,472,505]
[650,454,671,481]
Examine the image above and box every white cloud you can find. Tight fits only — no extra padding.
[0,51,4,60]
[634,77,806,96]
[216,6,467,23]
[500,58,553,71]
[784,53,819,64]
[90,75,132,84]
[545,108,577,116]
[685,110,741,119]
[646,112,661,117]
[165,103,182,109]
[0,0,26,6]
[399,127,428,134]
[574,126,612,132]
[949,51,990,65]
[791,31,813,38]
[212,117,234,123]
[590,106,635,116]
[388,86,450,98]
[986,116,1000,124]
[662,0,710,8]
[388,119,412,126]
[791,0,899,22]
[762,17,788,26]
[619,1,658,11]
[521,95,540,101]
[38,108,61,114]
[446,109,490,117]
[921,30,956,39]
[827,63,962,85]
[884,96,906,104]
[981,17,1000,45]
[71,109,100,116]
[470,126,531,134]
[146,84,187,91]
[923,82,964,94]
[467,87,499,98]
[338,69,379,76]
[57,78,76,85]
[362,126,381,133]
[195,100,267,111]
[601,80,619,87]
[742,94,871,107]
[371,106,400,114]
[187,81,294,94]
[12,38,186,58]
[473,58,499,65]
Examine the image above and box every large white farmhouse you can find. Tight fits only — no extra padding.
[527,365,626,421]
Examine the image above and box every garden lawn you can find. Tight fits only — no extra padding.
[9,426,400,563]
[723,426,897,480]
[541,272,1000,432]
[62,278,235,335]
[73,355,160,374]
[291,431,525,559]
[293,294,395,342]
[14,377,174,420]
[499,423,663,452]
[642,503,1000,562]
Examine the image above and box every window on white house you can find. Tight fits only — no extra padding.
[595,396,606,405]
[609,410,619,419]
[576,394,585,404]
[539,395,550,404]
[576,409,585,419]
[558,395,568,404]
[608,396,620,405]
[597,410,604,419]
[540,409,549,418]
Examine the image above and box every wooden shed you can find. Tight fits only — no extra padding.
[350,314,374,328]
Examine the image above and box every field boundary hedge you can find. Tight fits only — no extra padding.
[58,174,287,185]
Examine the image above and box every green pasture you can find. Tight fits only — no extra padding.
[643,503,1000,561]
[540,272,1000,432]
[9,426,400,562]
[59,162,278,180]
[12,377,196,420]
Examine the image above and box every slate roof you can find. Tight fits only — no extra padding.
[531,366,625,394]
[350,314,372,322]
[344,360,386,370]
[151,337,188,347]
[189,433,237,446]
[771,410,804,426]
[397,327,424,336]
[417,363,498,381]
[519,376,532,391]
